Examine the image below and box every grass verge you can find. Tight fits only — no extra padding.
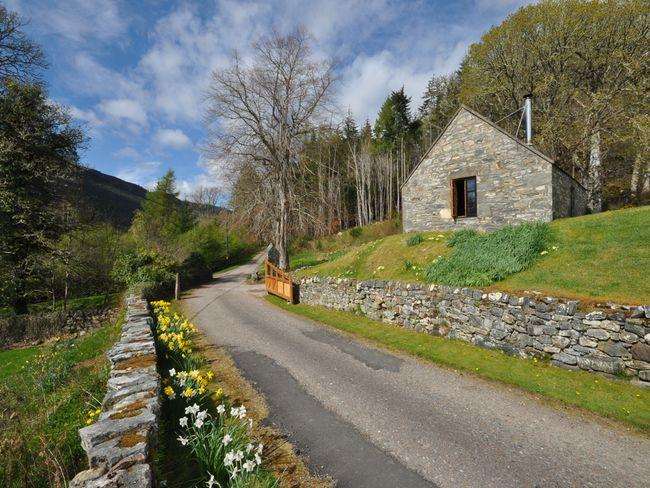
[0,314,122,487]
[266,295,650,433]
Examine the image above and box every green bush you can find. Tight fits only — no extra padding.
[111,249,176,292]
[349,226,363,238]
[424,223,550,287]
[405,233,424,246]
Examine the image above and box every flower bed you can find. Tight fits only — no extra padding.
[151,300,276,487]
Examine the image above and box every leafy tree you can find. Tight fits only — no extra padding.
[0,80,83,313]
[460,0,649,211]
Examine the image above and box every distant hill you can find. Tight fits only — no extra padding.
[80,168,147,229]
[79,168,226,229]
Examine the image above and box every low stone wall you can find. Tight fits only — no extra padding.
[71,296,160,487]
[299,277,650,385]
[0,308,117,348]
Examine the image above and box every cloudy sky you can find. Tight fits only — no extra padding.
[6,0,529,195]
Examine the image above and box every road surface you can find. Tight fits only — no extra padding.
[181,258,650,488]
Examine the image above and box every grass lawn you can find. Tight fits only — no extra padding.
[266,295,650,433]
[294,206,650,305]
[0,315,122,487]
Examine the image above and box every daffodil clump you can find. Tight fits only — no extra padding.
[153,301,274,487]
[152,300,197,359]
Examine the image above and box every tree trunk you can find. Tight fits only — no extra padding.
[276,178,290,270]
[630,153,649,204]
[63,268,69,312]
[587,129,602,213]
[175,273,180,301]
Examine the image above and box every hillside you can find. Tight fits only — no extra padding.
[80,168,147,229]
[293,207,650,305]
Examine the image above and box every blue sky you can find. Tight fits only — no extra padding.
[7,0,529,196]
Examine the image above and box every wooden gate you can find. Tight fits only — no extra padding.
[264,260,294,303]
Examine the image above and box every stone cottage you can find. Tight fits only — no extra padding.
[402,105,587,232]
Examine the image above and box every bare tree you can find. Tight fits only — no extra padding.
[206,28,335,269]
[0,5,46,81]
[188,185,222,219]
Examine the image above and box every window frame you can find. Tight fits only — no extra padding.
[451,176,477,219]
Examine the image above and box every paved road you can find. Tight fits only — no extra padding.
[182,259,650,488]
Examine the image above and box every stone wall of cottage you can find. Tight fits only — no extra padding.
[552,166,588,219]
[402,107,555,232]
[71,296,160,487]
[299,276,650,384]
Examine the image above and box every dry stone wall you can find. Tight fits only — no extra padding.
[0,308,117,348]
[299,277,650,385]
[71,296,160,487]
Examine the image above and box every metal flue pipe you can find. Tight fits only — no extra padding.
[524,94,533,145]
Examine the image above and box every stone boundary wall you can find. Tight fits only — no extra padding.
[299,277,650,385]
[0,308,117,349]
[71,296,160,487]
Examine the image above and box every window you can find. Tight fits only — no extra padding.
[451,176,477,218]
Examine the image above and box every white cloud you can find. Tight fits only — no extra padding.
[8,0,126,43]
[68,105,103,131]
[338,51,432,123]
[115,160,161,188]
[113,147,140,160]
[98,98,148,130]
[154,129,193,149]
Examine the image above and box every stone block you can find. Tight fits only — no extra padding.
[631,342,650,362]
[579,337,598,348]
[597,340,630,358]
[577,356,625,375]
[552,352,578,365]
[585,329,610,340]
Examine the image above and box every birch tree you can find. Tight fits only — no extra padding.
[206,29,334,269]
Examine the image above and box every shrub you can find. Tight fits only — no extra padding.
[349,226,363,238]
[424,222,549,287]
[111,249,176,293]
[405,233,424,246]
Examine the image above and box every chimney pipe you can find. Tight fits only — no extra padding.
[524,94,532,145]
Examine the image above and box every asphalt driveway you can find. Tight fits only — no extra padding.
[182,259,650,488]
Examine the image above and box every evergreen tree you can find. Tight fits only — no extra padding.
[0,80,84,313]
[131,170,196,252]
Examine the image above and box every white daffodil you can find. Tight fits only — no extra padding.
[197,410,208,422]
[169,368,176,377]
[243,460,255,473]
[230,405,247,419]
[222,434,232,446]
[216,404,225,415]
[195,417,204,429]
[206,473,216,488]
[177,435,188,446]
[185,403,200,415]
[246,443,254,453]
[256,443,264,454]
[255,453,262,465]
[224,450,236,466]
[179,416,188,427]
[235,450,244,461]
